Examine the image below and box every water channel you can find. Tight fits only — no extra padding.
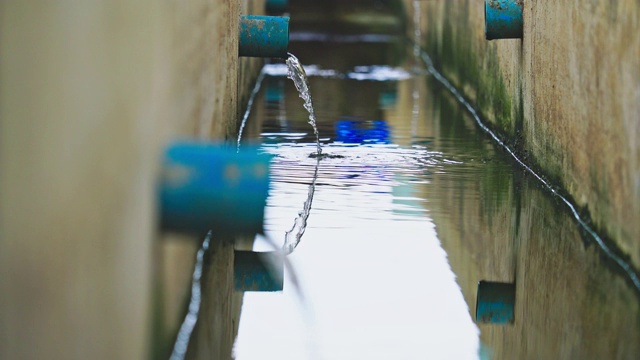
[229,24,640,360]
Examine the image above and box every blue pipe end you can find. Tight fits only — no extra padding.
[159,142,271,236]
[485,0,523,40]
[239,15,290,58]
[476,281,516,324]
[234,251,284,292]
[266,0,288,14]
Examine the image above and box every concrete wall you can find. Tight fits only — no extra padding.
[404,0,640,269]
[0,1,264,359]
[384,66,640,359]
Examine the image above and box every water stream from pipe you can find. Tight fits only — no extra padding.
[282,157,320,255]
[237,54,324,256]
[237,69,267,153]
[286,53,323,156]
[279,53,324,254]
[169,231,212,360]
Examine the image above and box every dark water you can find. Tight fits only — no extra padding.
[232,33,640,360]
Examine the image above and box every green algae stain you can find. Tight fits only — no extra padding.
[427,4,517,142]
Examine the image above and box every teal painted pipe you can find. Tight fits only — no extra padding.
[159,141,271,236]
[266,0,288,14]
[234,251,284,292]
[485,0,523,40]
[239,15,289,58]
[475,281,516,324]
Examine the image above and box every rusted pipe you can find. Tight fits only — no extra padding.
[239,15,290,58]
[485,0,523,40]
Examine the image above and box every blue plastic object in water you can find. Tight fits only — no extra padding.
[239,15,289,58]
[476,281,516,324]
[336,119,390,144]
[234,251,284,292]
[484,0,523,40]
[159,142,271,236]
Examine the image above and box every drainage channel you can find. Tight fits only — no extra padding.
[231,26,640,359]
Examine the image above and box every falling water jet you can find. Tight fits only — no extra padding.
[193,55,322,357]
[285,53,322,156]
[169,232,212,360]
[256,233,308,303]
[280,53,324,257]
[237,68,267,153]
[282,157,320,255]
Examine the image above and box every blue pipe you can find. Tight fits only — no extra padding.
[239,15,289,58]
[234,251,284,292]
[159,142,271,236]
[485,0,523,40]
[475,281,516,324]
[266,0,288,14]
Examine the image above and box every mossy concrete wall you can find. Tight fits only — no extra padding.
[386,69,640,359]
[0,1,264,359]
[405,0,640,269]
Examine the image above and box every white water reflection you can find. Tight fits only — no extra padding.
[234,143,479,359]
[264,63,413,82]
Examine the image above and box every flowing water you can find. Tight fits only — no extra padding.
[169,232,212,360]
[226,16,640,360]
[286,53,322,156]
[281,156,319,255]
[280,53,323,254]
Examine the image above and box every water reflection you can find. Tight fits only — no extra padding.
[235,49,480,360]
[335,119,390,144]
[231,30,640,360]
[418,76,640,358]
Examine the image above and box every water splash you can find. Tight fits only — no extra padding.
[282,157,320,255]
[286,53,322,156]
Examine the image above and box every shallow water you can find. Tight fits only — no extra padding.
[232,32,640,360]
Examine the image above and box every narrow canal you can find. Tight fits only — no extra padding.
[231,24,640,360]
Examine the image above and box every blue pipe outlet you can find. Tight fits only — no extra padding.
[476,281,516,324]
[239,15,289,58]
[485,0,523,40]
[234,251,284,292]
[266,0,288,14]
[159,142,271,236]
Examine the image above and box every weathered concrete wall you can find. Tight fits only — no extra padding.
[404,0,640,269]
[381,67,640,358]
[0,1,264,359]
[239,1,269,122]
